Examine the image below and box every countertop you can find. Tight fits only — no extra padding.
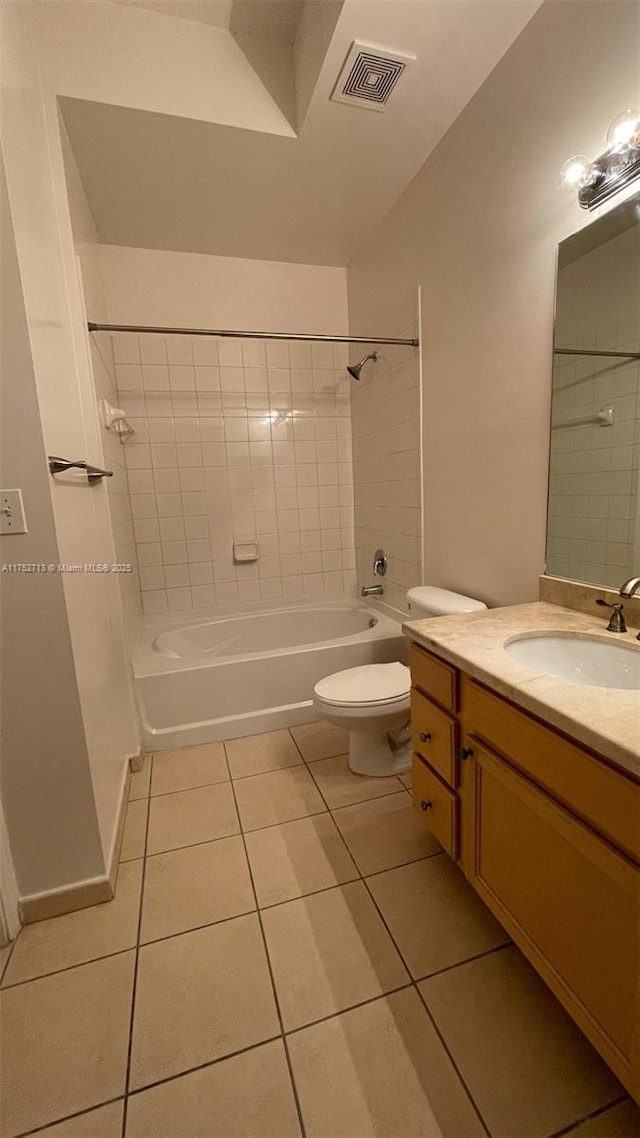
[403,601,640,779]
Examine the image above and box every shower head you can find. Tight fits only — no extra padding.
[347,351,378,381]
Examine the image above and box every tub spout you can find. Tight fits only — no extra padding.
[361,584,384,597]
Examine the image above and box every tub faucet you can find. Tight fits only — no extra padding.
[619,576,640,598]
[361,584,384,597]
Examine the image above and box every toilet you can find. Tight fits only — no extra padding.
[313,587,487,777]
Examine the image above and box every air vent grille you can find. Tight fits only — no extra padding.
[343,52,405,104]
[331,42,415,112]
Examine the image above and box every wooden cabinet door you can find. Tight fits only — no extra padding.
[466,738,640,1097]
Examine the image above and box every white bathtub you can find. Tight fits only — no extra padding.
[134,601,406,751]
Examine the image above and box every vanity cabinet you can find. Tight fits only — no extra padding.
[409,643,640,1100]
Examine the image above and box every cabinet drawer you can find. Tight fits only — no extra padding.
[410,643,458,712]
[469,741,639,1082]
[412,755,459,858]
[464,677,640,864]
[411,688,458,786]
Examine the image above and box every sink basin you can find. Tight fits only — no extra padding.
[504,633,640,690]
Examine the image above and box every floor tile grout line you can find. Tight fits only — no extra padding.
[328,785,413,818]
[227,760,305,782]
[0,861,503,993]
[143,832,247,861]
[257,851,443,915]
[147,776,231,800]
[412,940,512,986]
[132,782,421,860]
[281,981,415,1040]
[121,770,154,1138]
[300,745,406,812]
[358,867,494,1138]
[1,944,140,991]
[0,936,18,986]
[123,1033,284,1106]
[288,734,367,868]
[15,968,624,1138]
[222,743,308,1138]
[13,1096,125,1138]
[548,1094,633,1138]
[412,980,493,1138]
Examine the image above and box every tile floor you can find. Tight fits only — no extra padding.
[1,722,638,1138]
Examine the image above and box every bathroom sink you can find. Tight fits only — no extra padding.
[504,633,640,690]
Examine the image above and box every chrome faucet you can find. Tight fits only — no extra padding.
[361,548,387,597]
[619,576,640,598]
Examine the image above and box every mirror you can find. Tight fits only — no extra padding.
[546,192,640,589]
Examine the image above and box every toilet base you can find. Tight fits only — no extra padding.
[348,729,412,778]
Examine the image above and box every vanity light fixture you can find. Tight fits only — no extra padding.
[560,107,640,209]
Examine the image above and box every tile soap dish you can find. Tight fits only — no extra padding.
[233,541,259,563]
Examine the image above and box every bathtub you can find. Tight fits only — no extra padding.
[134,601,407,751]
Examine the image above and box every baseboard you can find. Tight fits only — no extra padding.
[20,762,132,924]
[20,875,113,924]
[129,749,145,774]
[108,761,132,893]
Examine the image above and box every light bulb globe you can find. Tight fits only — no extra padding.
[606,108,640,152]
[560,156,588,190]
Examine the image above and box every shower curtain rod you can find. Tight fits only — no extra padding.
[87,322,419,347]
[554,347,640,359]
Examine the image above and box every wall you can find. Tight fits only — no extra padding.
[60,125,142,625]
[96,246,354,614]
[1,0,140,876]
[98,245,348,333]
[0,153,106,901]
[112,331,355,613]
[347,0,640,608]
[548,224,640,587]
[351,289,422,613]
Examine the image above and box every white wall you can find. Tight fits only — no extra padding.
[98,245,348,334]
[1,0,140,878]
[350,288,422,613]
[1,152,106,901]
[97,247,353,614]
[347,0,640,608]
[60,125,143,626]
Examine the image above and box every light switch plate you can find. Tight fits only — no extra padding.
[0,489,28,535]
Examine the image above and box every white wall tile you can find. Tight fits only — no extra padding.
[115,332,356,610]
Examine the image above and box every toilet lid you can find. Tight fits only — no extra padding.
[314,662,411,707]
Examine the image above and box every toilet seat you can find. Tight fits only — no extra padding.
[314,662,410,708]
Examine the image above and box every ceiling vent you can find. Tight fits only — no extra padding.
[331,41,415,112]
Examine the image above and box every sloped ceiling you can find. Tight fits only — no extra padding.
[109,0,234,29]
[62,0,542,266]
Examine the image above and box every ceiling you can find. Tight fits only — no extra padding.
[110,0,305,40]
[63,0,542,267]
[109,0,234,28]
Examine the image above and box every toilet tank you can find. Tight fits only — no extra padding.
[406,586,487,619]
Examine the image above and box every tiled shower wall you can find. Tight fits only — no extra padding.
[110,332,356,615]
[547,226,640,588]
[350,298,422,613]
[91,332,141,620]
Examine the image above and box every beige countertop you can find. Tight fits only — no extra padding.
[403,601,640,779]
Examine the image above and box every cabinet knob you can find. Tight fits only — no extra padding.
[459,746,474,761]
[420,799,433,811]
[419,732,431,743]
